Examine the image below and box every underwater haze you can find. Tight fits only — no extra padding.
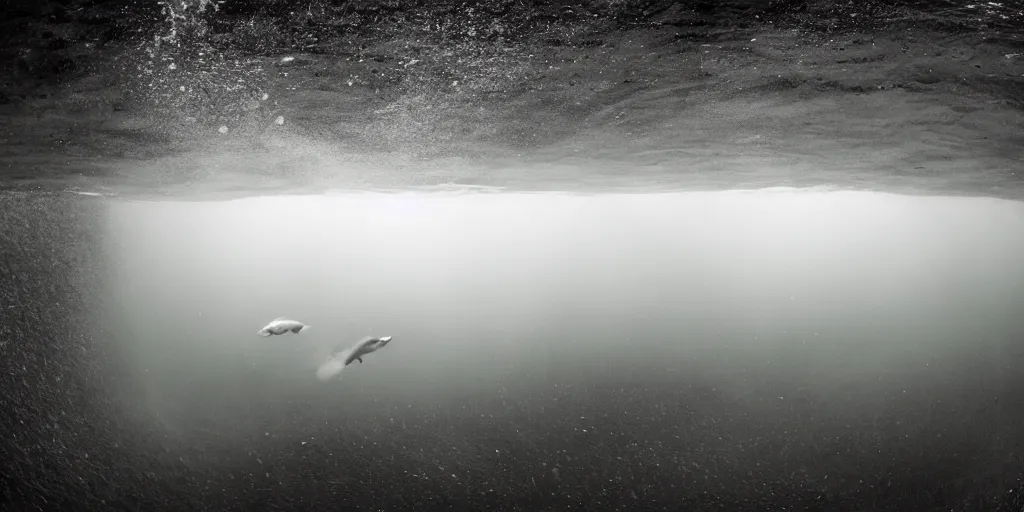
[8,188,1023,510]
[3,0,1024,509]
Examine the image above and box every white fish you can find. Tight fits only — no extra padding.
[257,317,310,337]
[316,335,393,382]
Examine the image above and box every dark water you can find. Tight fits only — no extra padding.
[4,188,1024,510]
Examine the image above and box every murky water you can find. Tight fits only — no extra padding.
[4,188,1024,509]
[3,0,1024,506]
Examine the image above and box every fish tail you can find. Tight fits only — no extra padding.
[316,349,351,382]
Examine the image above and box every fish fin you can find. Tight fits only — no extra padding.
[317,348,354,382]
[357,357,363,363]
[316,357,346,382]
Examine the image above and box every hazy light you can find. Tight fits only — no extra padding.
[106,188,1024,408]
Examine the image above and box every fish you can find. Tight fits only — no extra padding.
[316,335,393,382]
[257,317,310,337]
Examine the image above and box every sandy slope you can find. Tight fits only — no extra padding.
[0,10,1022,199]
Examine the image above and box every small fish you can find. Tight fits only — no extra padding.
[340,335,392,365]
[257,317,310,337]
[316,335,393,382]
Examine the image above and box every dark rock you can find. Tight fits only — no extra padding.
[47,38,69,51]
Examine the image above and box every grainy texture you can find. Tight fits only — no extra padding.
[1,1,1022,198]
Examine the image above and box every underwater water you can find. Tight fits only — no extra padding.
[4,188,1024,510]
[3,0,1024,507]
